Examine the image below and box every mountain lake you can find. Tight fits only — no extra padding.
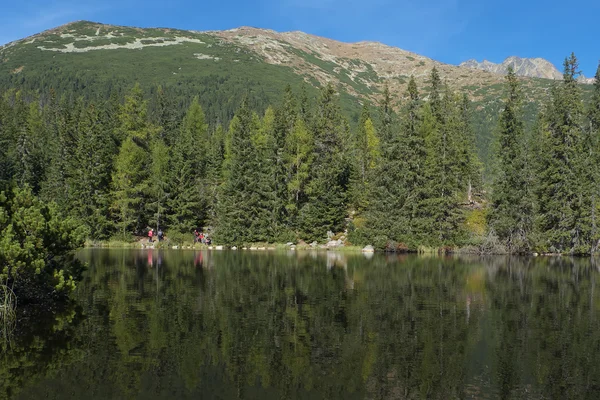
[3,249,600,399]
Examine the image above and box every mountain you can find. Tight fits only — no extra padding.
[460,56,595,83]
[0,21,593,163]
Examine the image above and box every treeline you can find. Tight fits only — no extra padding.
[1,53,599,253]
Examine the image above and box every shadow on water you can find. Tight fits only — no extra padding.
[4,250,600,399]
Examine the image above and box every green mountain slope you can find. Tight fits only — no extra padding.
[0,20,592,164]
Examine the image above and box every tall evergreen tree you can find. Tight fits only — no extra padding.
[215,99,275,244]
[416,72,466,246]
[534,53,588,253]
[69,103,116,238]
[40,95,80,208]
[457,94,482,201]
[299,83,350,241]
[111,84,156,236]
[151,85,180,145]
[351,104,379,211]
[586,62,600,250]
[487,67,532,251]
[168,97,208,233]
[284,115,313,230]
[17,100,46,194]
[362,79,426,248]
[149,139,170,232]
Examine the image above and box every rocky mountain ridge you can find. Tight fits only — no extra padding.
[0,20,511,105]
[461,56,595,83]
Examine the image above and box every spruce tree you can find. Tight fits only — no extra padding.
[586,62,600,250]
[17,100,46,194]
[0,93,12,183]
[416,72,465,246]
[351,104,379,211]
[397,76,427,240]
[69,103,116,238]
[215,99,275,244]
[284,115,313,230]
[249,108,279,240]
[534,53,588,253]
[362,79,426,248]
[487,67,532,251]
[112,84,157,236]
[457,94,482,201]
[299,83,350,241]
[168,97,208,233]
[149,139,170,232]
[40,95,80,209]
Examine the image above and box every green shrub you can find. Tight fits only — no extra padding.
[0,185,85,300]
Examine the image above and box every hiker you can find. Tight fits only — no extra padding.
[148,229,154,243]
[194,229,200,243]
[158,229,164,242]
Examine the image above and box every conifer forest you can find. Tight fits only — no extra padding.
[2,54,600,255]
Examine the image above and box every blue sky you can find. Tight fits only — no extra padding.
[1,0,599,77]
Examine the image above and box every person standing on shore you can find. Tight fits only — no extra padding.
[148,229,154,243]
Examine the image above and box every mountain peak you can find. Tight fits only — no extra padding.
[460,56,564,80]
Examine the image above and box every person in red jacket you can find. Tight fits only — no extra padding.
[148,229,154,243]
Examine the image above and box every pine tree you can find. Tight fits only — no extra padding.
[151,85,180,145]
[69,103,116,238]
[40,95,80,208]
[429,66,443,121]
[457,94,482,201]
[149,139,170,232]
[361,85,401,247]
[299,83,350,241]
[585,63,600,251]
[397,76,427,240]
[249,108,279,240]
[17,100,46,194]
[487,67,532,251]
[215,99,275,244]
[111,84,157,236]
[351,104,379,211]
[533,53,588,253]
[416,72,465,246]
[0,93,12,183]
[284,115,313,230]
[168,97,208,233]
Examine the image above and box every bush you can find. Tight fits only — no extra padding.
[0,185,85,301]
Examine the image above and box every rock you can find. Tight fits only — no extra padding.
[327,231,335,239]
[250,247,258,250]
[242,247,248,250]
[310,241,318,248]
[286,242,294,246]
[267,247,275,250]
[532,252,538,257]
[215,245,223,250]
[362,245,375,253]
[327,239,344,248]
[257,247,266,250]
[231,246,238,250]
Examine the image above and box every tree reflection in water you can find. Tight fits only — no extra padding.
[3,250,600,400]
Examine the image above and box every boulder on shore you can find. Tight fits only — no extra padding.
[362,245,375,253]
[327,239,343,248]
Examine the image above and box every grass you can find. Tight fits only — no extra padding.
[0,283,17,344]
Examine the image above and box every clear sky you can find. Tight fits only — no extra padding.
[1,0,599,77]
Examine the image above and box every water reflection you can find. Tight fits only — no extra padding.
[3,251,600,399]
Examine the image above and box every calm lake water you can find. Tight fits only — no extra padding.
[3,249,600,399]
